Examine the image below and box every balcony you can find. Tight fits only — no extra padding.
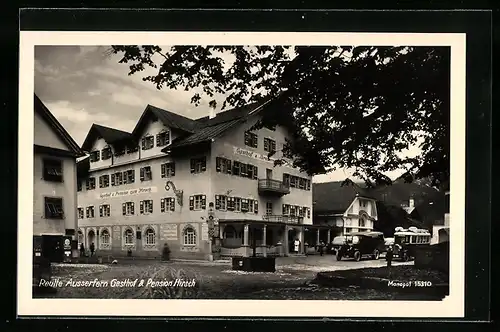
[258,179,290,196]
[262,214,304,224]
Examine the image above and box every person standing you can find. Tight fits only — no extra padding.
[319,241,325,256]
[90,242,95,257]
[386,245,394,267]
[79,243,85,257]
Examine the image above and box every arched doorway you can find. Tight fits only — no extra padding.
[87,229,96,248]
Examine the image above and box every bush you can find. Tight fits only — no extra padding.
[161,243,171,261]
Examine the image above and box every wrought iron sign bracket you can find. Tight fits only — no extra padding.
[165,180,183,207]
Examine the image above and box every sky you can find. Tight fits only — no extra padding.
[34,45,415,183]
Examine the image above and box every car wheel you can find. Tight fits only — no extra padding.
[354,251,361,261]
[372,249,380,260]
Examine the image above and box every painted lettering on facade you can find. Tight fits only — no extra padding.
[96,186,158,200]
[232,146,292,167]
[162,224,178,241]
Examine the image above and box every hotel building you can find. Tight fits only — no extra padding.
[77,99,327,260]
[33,94,85,262]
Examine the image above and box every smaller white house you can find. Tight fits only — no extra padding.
[313,181,378,236]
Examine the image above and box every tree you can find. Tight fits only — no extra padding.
[109,45,450,189]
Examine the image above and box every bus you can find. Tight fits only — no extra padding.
[392,227,431,261]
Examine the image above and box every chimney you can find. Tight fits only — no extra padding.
[409,197,414,208]
[209,108,217,119]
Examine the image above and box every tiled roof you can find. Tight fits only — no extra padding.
[312,181,374,213]
[147,105,201,133]
[81,124,133,151]
[34,94,85,157]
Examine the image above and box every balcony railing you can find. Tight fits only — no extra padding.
[262,214,304,224]
[258,178,290,195]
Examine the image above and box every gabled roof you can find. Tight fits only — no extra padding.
[374,201,428,236]
[131,104,202,137]
[34,94,85,157]
[313,180,375,214]
[162,99,272,152]
[76,156,90,178]
[81,124,133,152]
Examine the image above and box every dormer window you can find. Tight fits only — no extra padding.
[141,135,154,150]
[101,147,112,160]
[89,150,100,162]
[156,130,170,147]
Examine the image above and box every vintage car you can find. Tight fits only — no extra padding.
[336,231,386,261]
[393,226,431,261]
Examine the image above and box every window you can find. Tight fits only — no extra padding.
[190,156,207,174]
[215,195,228,210]
[282,142,293,158]
[86,177,96,190]
[161,162,175,178]
[290,176,297,188]
[44,197,64,219]
[299,178,306,189]
[86,206,95,218]
[77,208,84,219]
[244,131,258,148]
[247,164,258,179]
[111,172,123,186]
[101,147,112,160]
[266,202,273,215]
[126,144,138,154]
[43,159,63,182]
[298,207,305,217]
[232,161,240,176]
[264,138,276,153]
[307,208,311,218]
[161,197,175,212]
[114,144,126,156]
[156,131,170,147]
[223,225,237,238]
[306,179,311,191]
[241,199,249,212]
[234,197,241,212]
[89,150,100,162]
[141,135,154,150]
[289,205,296,217]
[140,200,153,214]
[183,226,197,246]
[101,229,110,244]
[99,175,109,188]
[216,157,232,174]
[77,180,82,191]
[99,204,110,217]
[189,195,206,210]
[283,174,290,187]
[145,228,156,245]
[122,202,135,216]
[123,170,135,184]
[124,229,134,245]
[282,204,290,216]
[227,197,235,211]
[140,166,152,181]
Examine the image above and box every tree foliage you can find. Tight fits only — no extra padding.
[110,45,450,189]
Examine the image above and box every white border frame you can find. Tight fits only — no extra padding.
[19,31,466,317]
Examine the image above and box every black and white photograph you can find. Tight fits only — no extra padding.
[19,30,466,318]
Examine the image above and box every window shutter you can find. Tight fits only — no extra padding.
[131,202,135,215]
[190,159,195,173]
[170,198,175,211]
[99,205,103,217]
[307,208,311,218]
[111,173,115,186]
[254,200,258,214]
[140,168,145,181]
[149,200,153,213]
[282,204,286,215]
[306,180,311,190]
[189,196,194,210]
[201,195,207,209]
[156,134,160,146]
[253,166,258,179]
[122,203,126,215]
[171,163,175,176]
[130,170,135,183]
[216,157,221,172]
[140,201,144,214]
[201,157,207,172]
[160,198,165,212]
[226,160,232,174]
[161,164,166,178]
[215,195,220,210]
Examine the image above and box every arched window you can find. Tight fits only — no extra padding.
[124,228,134,245]
[101,229,110,244]
[145,228,156,245]
[223,225,236,239]
[183,226,197,246]
[359,212,369,228]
